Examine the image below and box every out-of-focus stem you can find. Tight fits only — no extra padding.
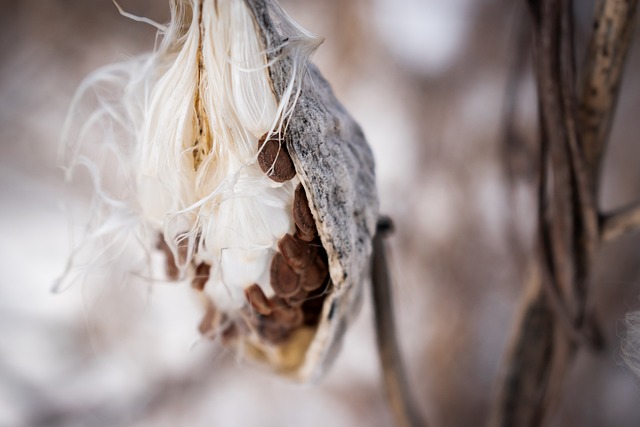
[372,217,427,427]
[490,0,638,426]
[579,0,639,187]
[601,200,640,242]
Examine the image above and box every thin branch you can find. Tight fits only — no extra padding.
[489,263,560,427]
[371,217,427,427]
[491,3,575,424]
[559,0,600,336]
[601,200,640,242]
[579,0,639,186]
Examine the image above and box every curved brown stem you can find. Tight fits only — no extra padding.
[371,217,427,427]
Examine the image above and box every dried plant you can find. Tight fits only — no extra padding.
[59,0,377,382]
[491,0,639,426]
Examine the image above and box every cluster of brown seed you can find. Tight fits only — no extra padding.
[156,133,332,345]
[250,133,331,343]
[244,232,329,343]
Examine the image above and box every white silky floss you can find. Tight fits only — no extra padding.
[60,0,378,381]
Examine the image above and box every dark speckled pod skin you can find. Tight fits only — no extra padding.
[244,0,379,381]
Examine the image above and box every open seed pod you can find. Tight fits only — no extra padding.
[60,0,377,382]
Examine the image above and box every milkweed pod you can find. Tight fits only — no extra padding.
[241,0,378,380]
[59,0,378,383]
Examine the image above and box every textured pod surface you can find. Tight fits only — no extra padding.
[245,0,379,380]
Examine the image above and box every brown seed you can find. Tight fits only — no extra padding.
[252,305,291,343]
[176,241,188,265]
[300,256,329,292]
[295,228,316,243]
[156,234,190,280]
[259,320,292,344]
[245,284,273,316]
[284,288,309,307]
[156,237,178,280]
[293,184,317,239]
[301,283,331,326]
[257,134,296,182]
[192,262,210,291]
[270,253,300,297]
[272,303,304,328]
[278,234,313,272]
[301,296,325,326]
[198,304,217,335]
[220,321,238,344]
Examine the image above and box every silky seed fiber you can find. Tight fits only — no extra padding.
[60,0,378,382]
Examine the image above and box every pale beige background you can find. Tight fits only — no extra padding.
[1,1,640,426]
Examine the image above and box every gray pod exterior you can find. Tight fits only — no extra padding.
[245,0,379,381]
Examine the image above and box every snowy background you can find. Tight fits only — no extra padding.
[1,0,640,426]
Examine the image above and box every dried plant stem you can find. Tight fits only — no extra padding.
[601,200,640,242]
[371,217,427,427]
[490,0,638,426]
[580,0,639,185]
[489,263,569,427]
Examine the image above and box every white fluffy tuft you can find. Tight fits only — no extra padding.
[58,0,321,308]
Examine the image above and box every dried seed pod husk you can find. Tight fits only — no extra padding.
[241,0,379,381]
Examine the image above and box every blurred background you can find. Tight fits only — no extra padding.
[1,0,640,426]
